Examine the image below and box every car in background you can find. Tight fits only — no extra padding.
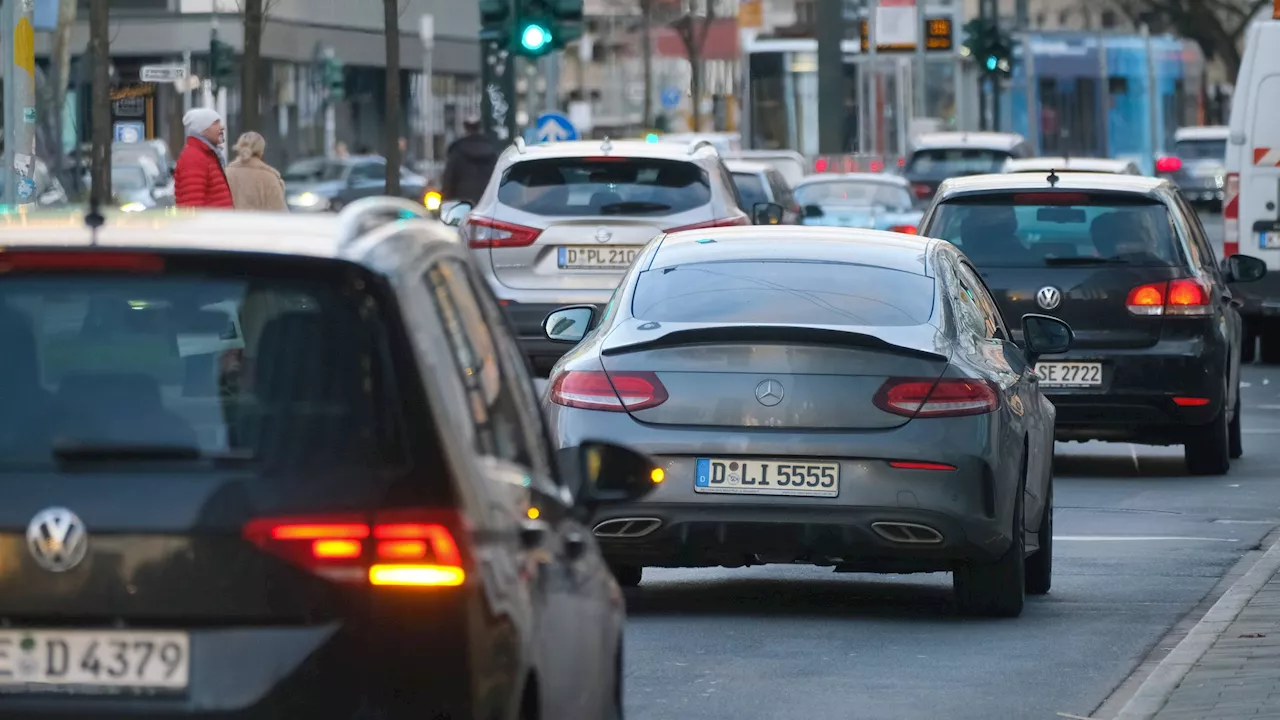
[113,160,175,212]
[441,137,751,375]
[905,132,1032,204]
[1157,126,1229,207]
[538,225,1072,618]
[793,173,922,232]
[920,172,1265,475]
[1004,157,1141,175]
[725,160,802,225]
[726,149,807,187]
[113,140,176,186]
[0,198,657,720]
[282,155,429,212]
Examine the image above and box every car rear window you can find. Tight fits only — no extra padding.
[732,172,769,209]
[0,261,408,471]
[907,148,1011,177]
[794,181,914,211]
[1174,139,1226,160]
[631,261,934,326]
[926,192,1182,268]
[498,157,711,216]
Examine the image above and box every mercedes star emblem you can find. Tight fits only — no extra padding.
[1036,286,1062,311]
[755,379,785,407]
[594,227,612,243]
[26,507,89,573]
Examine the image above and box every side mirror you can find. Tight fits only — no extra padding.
[802,203,824,218]
[1225,254,1266,283]
[575,441,661,510]
[440,201,472,227]
[1021,313,1073,365]
[752,201,785,225]
[542,305,596,344]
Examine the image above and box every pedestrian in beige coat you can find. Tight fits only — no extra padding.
[226,132,288,211]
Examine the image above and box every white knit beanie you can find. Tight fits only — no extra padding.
[183,108,222,136]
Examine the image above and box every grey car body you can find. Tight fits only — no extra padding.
[725,160,801,224]
[1158,126,1228,205]
[539,226,1071,617]
[283,155,429,212]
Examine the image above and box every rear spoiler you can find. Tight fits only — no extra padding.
[601,323,947,362]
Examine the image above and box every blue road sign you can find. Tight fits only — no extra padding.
[113,122,146,144]
[661,87,682,110]
[534,112,577,143]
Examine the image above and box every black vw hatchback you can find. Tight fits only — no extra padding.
[919,172,1266,475]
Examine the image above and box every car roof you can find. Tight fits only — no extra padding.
[934,171,1170,202]
[1174,126,1229,141]
[727,149,805,161]
[912,132,1026,151]
[503,139,717,163]
[1003,157,1135,173]
[724,160,774,174]
[795,172,910,187]
[0,206,459,265]
[649,226,934,276]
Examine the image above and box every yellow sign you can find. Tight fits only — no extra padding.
[859,17,952,52]
[14,17,35,79]
[739,0,763,28]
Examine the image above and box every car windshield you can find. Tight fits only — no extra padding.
[926,192,1181,268]
[498,157,711,216]
[732,173,770,209]
[631,260,935,326]
[795,181,913,211]
[0,265,406,471]
[908,148,1011,177]
[283,159,346,182]
[112,166,149,191]
[1175,139,1227,160]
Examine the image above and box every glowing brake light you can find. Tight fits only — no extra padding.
[460,217,541,249]
[0,251,164,273]
[243,509,467,587]
[1155,156,1183,173]
[1126,279,1211,316]
[889,224,918,235]
[888,460,957,471]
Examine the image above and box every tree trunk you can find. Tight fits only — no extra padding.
[383,0,401,196]
[641,0,653,128]
[689,51,703,132]
[240,0,264,133]
[47,0,77,182]
[89,0,111,203]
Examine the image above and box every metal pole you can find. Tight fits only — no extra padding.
[89,0,111,204]
[816,0,845,154]
[1095,31,1107,156]
[1024,34,1039,152]
[481,39,517,143]
[868,4,879,156]
[914,2,925,121]
[182,50,193,113]
[421,15,435,165]
[4,0,38,206]
[324,104,336,157]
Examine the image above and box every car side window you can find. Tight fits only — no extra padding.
[954,261,1008,340]
[942,259,989,340]
[425,259,540,473]
[1175,194,1222,279]
[350,162,385,183]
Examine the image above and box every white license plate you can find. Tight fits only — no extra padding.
[0,630,190,692]
[1035,362,1102,387]
[557,246,639,270]
[1261,232,1280,249]
[694,457,839,497]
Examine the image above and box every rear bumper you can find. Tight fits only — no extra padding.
[1041,342,1226,443]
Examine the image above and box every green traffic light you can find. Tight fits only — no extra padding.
[520,22,552,51]
[985,55,998,71]
[645,133,659,143]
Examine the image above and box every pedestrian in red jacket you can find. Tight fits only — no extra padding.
[174,108,234,209]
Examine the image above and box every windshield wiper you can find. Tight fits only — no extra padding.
[52,444,254,465]
[1042,256,1129,266]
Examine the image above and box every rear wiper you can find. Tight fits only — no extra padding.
[52,444,254,465]
[1042,256,1129,266]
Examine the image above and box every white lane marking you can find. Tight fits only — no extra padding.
[1243,428,1280,434]
[1255,404,1280,410]
[1055,535,1238,542]
[1213,519,1277,524]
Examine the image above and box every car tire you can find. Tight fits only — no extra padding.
[1185,405,1231,476]
[1025,481,1053,596]
[954,478,1026,618]
[611,564,642,588]
[1229,393,1243,460]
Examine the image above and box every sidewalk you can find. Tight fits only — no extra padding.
[1149,568,1280,720]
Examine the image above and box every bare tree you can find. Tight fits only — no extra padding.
[669,0,716,132]
[1107,0,1268,78]
[640,0,654,128]
[240,0,264,133]
[383,0,401,195]
[89,0,111,203]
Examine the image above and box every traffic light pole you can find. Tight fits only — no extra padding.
[816,0,845,155]
[3,0,38,207]
[481,39,517,144]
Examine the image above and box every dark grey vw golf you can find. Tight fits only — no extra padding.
[539,226,1073,617]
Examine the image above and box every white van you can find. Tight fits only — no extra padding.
[1225,7,1280,361]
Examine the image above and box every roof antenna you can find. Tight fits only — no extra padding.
[1047,169,1060,187]
[84,193,105,245]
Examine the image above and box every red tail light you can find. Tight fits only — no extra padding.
[815,158,829,173]
[0,251,164,273]
[874,378,1000,418]
[911,183,932,199]
[243,509,467,587]
[1126,279,1211,316]
[1173,396,1210,407]
[548,370,668,412]
[889,224,918,235]
[870,160,885,173]
[1155,156,1182,173]
[461,217,541,249]
[888,460,957,471]
[665,215,750,233]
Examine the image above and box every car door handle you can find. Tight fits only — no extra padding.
[519,519,549,549]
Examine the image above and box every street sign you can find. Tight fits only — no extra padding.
[141,65,188,83]
[113,121,145,143]
[534,112,577,143]
[661,87,682,110]
[874,0,919,49]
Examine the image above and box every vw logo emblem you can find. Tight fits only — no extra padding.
[1036,286,1062,310]
[755,379,785,407]
[26,507,89,573]
[594,227,612,243]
